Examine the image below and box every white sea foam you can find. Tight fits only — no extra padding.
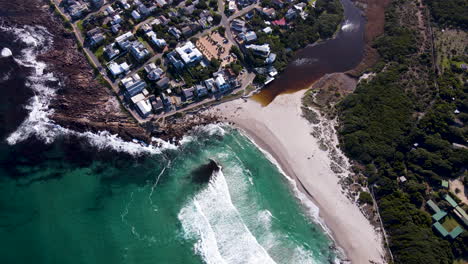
[1,47,12,57]
[2,25,173,156]
[341,20,358,32]
[237,129,346,262]
[178,169,276,264]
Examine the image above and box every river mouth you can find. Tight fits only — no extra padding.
[252,0,365,106]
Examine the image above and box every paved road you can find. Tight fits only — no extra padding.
[51,0,256,124]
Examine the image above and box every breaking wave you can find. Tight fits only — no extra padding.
[1,25,174,156]
[178,169,276,264]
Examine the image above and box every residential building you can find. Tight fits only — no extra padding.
[156,0,167,7]
[111,24,121,34]
[129,41,150,61]
[215,75,230,91]
[263,26,273,34]
[121,73,147,96]
[242,31,257,42]
[260,7,276,19]
[89,33,106,46]
[116,32,134,50]
[272,0,284,8]
[195,84,208,97]
[111,14,122,25]
[272,18,287,26]
[182,87,195,101]
[204,78,217,93]
[136,99,152,117]
[105,6,115,15]
[157,77,170,88]
[104,43,120,59]
[149,96,164,112]
[138,4,151,16]
[131,10,142,20]
[285,8,297,20]
[167,51,184,69]
[231,19,246,32]
[228,0,236,12]
[118,0,131,9]
[265,52,276,64]
[181,26,193,37]
[246,44,270,57]
[68,2,89,19]
[141,24,152,33]
[108,61,130,77]
[130,93,146,104]
[144,63,164,81]
[168,27,182,39]
[175,41,203,65]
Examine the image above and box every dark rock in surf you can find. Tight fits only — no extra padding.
[191,159,220,184]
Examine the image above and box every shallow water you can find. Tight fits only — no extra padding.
[0,25,338,264]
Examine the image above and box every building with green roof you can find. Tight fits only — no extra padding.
[449,226,464,239]
[444,194,458,208]
[433,222,449,237]
[427,200,442,213]
[432,211,447,221]
[441,180,449,189]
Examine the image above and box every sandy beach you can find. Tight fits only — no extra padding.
[208,91,386,263]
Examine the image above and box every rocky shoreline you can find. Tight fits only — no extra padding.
[1,0,220,143]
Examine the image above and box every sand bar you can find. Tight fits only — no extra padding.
[208,90,385,263]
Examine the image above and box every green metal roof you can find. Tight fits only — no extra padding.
[432,211,447,221]
[441,180,449,188]
[433,222,449,237]
[427,200,441,213]
[444,194,458,208]
[449,226,464,239]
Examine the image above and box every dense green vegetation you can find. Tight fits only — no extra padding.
[338,0,468,263]
[425,0,468,28]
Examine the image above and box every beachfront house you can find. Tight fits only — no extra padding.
[182,87,196,101]
[195,84,208,97]
[108,61,130,77]
[246,44,271,57]
[121,73,147,97]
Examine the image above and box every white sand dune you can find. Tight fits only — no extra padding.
[208,90,386,264]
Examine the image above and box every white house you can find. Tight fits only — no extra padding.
[131,10,142,20]
[175,41,203,65]
[245,44,270,57]
[108,62,130,77]
[129,41,150,61]
[136,99,152,117]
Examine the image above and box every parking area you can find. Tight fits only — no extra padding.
[196,31,236,66]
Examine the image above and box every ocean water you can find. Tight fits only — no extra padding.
[0,25,337,264]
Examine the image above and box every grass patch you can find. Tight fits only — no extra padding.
[441,216,460,232]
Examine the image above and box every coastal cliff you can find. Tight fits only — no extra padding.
[1,0,151,141]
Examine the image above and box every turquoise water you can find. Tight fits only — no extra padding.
[0,126,336,264]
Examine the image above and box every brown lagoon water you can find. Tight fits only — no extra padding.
[253,0,365,105]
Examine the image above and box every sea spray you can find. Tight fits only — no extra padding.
[2,25,176,156]
[178,168,276,264]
